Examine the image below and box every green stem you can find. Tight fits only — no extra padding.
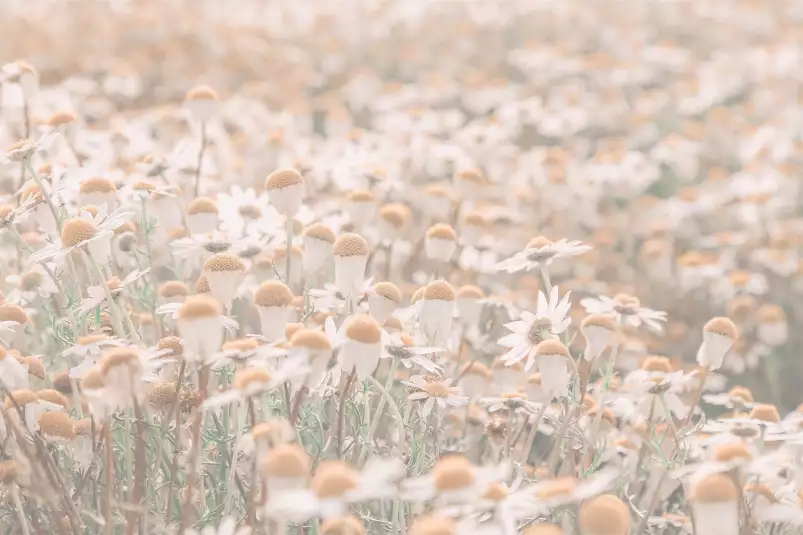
[540,265,553,294]
[285,216,294,290]
[11,487,30,535]
[365,375,406,450]
[360,358,400,465]
[82,251,127,338]
[24,158,61,232]
[193,122,206,198]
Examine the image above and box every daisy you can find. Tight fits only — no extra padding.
[402,456,511,506]
[0,193,38,232]
[3,263,60,305]
[29,205,134,265]
[525,469,619,513]
[78,268,150,313]
[203,354,311,411]
[404,375,468,418]
[3,131,59,164]
[170,230,252,268]
[448,479,542,535]
[703,386,756,411]
[0,347,29,391]
[497,286,571,371]
[265,457,405,522]
[217,185,280,237]
[623,371,693,422]
[64,335,127,379]
[155,301,239,333]
[479,392,541,415]
[308,277,374,314]
[495,237,592,273]
[580,293,667,333]
[385,337,445,375]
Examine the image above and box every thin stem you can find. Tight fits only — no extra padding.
[193,122,207,198]
[504,406,515,459]
[24,159,61,232]
[223,400,246,514]
[365,374,407,451]
[540,264,553,294]
[521,403,548,463]
[336,371,357,459]
[178,366,209,534]
[432,404,440,460]
[681,368,708,431]
[165,361,187,522]
[361,358,399,462]
[81,250,127,338]
[10,227,78,339]
[246,396,258,527]
[547,401,575,475]
[635,468,667,534]
[285,216,294,290]
[104,423,114,535]
[11,487,30,535]
[127,390,146,535]
[289,386,308,426]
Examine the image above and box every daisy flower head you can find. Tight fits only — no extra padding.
[158,280,190,304]
[4,131,58,164]
[78,268,150,313]
[418,280,457,348]
[578,494,631,535]
[367,281,402,324]
[265,168,305,217]
[336,314,385,381]
[495,236,592,273]
[217,185,276,236]
[30,205,133,265]
[184,84,219,123]
[309,276,374,315]
[253,280,294,341]
[78,176,117,212]
[177,294,226,363]
[703,385,755,411]
[289,327,334,390]
[0,303,32,346]
[697,316,738,371]
[402,455,509,507]
[689,472,740,535]
[580,293,667,333]
[202,253,246,309]
[0,346,29,391]
[404,374,468,418]
[425,223,458,263]
[266,457,403,522]
[332,233,370,306]
[4,263,59,304]
[498,286,571,372]
[302,222,336,276]
[203,362,309,411]
[528,469,619,512]
[186,197,220,235]
[580,313,617,361]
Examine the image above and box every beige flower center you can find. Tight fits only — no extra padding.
[424,382,450,398]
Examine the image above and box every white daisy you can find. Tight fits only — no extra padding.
[495,237,592,273]
[497,286,571,371]
[403,375,468,418]
[580,293,667,333]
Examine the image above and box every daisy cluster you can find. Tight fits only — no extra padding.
[0,1,802,535]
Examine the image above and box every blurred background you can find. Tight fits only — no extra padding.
[1,0,802,409]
